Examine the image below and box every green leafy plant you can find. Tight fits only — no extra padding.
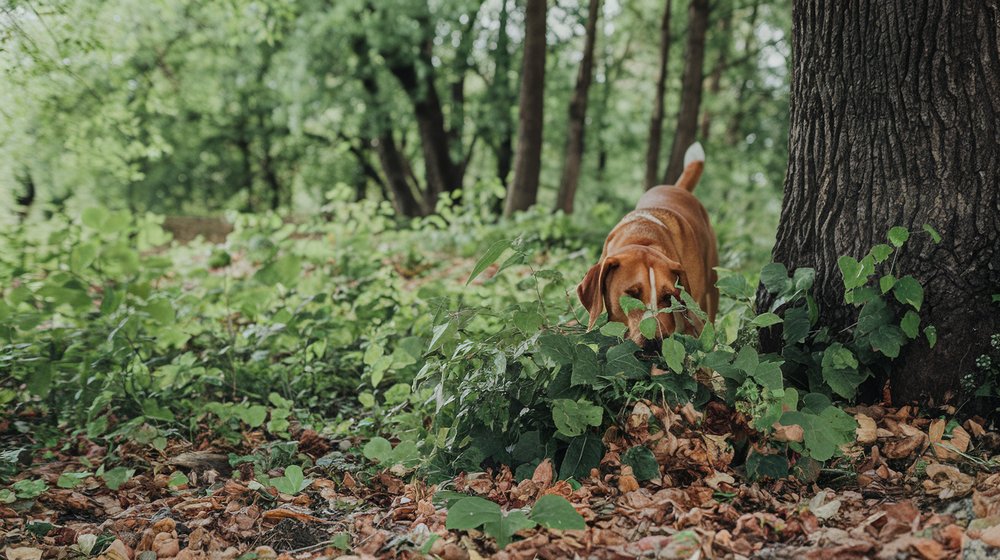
[445,494,585,549]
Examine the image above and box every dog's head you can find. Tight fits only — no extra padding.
[577,245,698,348]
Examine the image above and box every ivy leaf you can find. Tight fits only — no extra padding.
[618,295,645,314]
[363,437,393,464]
[599,321,626,338]
[751,312,783,328]
[102,467,135,491]
[893,276,923,311]
[923,224,942,243]
[551,399,603,437]
[538,334,575,365]
[760,263,790,294]
[870,325,906,358]
[782,306,811,344]
[869,244,894,263]
[661,337,685,373]
[837,256,865,290]
[752,361,784,391]
[716,272,754,299]
[745,451,789,481]
[466,239,511,285]
[446,496,502,530]
[57,472,90,489]
[530,495,585,530]
[604,342,646,379]
[255,255,301,287]
[638,317,658,340]
[900,311,920,339]
[622,446,660,481]
[879,275,896,293]
[887,227,910,247]
[571,345,601,387]
[924,325,937,348]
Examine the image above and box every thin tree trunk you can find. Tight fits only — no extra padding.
[352,37,426,217]
[662,0,709,184]
[494,0,515,190]
[504,0,547,217]
[760,1,1000,407]
[699,11,731,141]
[383,7,463,210]
[554,0,601,214]
[725,0,759,146]
[644,0,673,189]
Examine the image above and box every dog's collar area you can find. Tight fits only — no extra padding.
[619,210,668,230]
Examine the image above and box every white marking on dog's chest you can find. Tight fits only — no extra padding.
[648,267,657,309]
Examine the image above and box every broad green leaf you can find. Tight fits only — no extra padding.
[760,262,790,294]
[661,337,685,373]
[619,295,645,314]
[445,496,501,530]
[751,312,783,328]
[698,321,716,350]
[869,325,906,358]
[879,275,896,293]
[732,345,759,374]
[599,321,626,338]
[530,495,585,530]
[363,437,393,464]
[622,446,659,481]
[81,207,109,229]
[559,433,603,480]
[715,273,754,300]
[551,399,602,437]
[869,244,894,263]
[638,317,658,340]
[13,479,47,499]
[571,345,601,387]
[168,472,189,488]
[102,467,135,491]
[255,255,302,287]
[467,239,511,285]
[539,334,575,365]
[782,306,811,344]
[745,452,788,481]
[240,405,268,428]
[752,361,784,391]
[900,311,920,339]
[893,276,923,311]
[57,472,90,489]
[887,227,910,247]
[604,342,647,379]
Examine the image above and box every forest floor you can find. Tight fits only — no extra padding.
[4,403,1000,560]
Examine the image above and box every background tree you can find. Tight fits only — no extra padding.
[662,0,709,184]
[760,1,1000,406]
[554,0,601,214]
[643,0,673,189]
[504,0,547,217]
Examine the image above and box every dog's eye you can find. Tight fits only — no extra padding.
[625,287,641,298]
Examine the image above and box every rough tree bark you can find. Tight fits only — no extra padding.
[760,1,1000,406]
[504,0,547,217]
[554,0,601,214]
[662,0,709,184]
[644,0,673,190]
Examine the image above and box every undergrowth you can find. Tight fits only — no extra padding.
[0,186,945,493]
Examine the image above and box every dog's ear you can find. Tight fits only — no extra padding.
[577,257,618,330]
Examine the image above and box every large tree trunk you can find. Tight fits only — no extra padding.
[554,0,601,214]
[643,0,673,190]
[504,0,547,217]
[762,1,1000,407]
[662,0,709,184]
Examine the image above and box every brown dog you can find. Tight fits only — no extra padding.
[577,143,718,347]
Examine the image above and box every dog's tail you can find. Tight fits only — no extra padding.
[674,142,705,192]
